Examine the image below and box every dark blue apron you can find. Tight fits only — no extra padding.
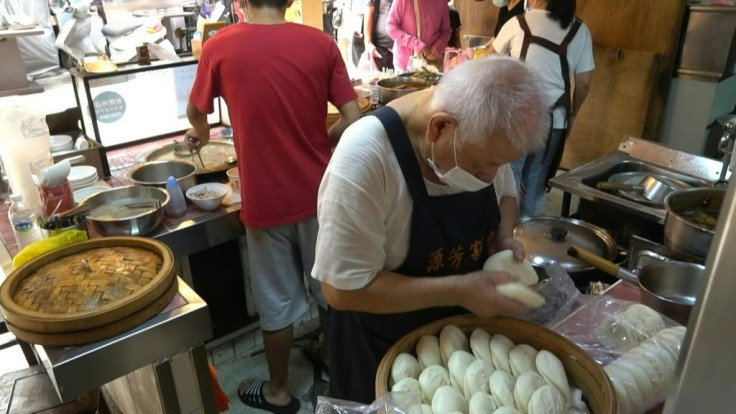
[328,107,500,403]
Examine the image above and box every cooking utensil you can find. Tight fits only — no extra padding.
[567,244,705,325]
[128,160,197,192]
[81,186,169,237]
[514,216,619,273]
[137,139,236,174]
[663,187,725,258]
[596,182,646,192]
[604,172,693,207]
[186,135,207,169]
[376,77,432,105]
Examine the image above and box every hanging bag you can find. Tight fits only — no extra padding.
[443,47,474,73]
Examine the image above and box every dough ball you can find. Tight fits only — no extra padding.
[448,350,477,395]
[417,335,443,369]
[469,391,498,414]
[513,371,546,414]
[464,359,494,398]
[440,325,470,367]
[391,353,421,386]
[527,385,566,414]
[509,344,538,378]
[484,250,539,286]
[490,334,514,373]
[431,385,468,414]
[419,365,452,404]
[535,350,571,404]
[470,329,493,364]
[489,369,516,409]
[392,377,421,401]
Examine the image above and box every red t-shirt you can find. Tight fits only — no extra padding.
[189,23,356,228]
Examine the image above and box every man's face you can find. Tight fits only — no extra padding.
[432,126,523,183]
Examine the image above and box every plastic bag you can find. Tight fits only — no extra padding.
[523,265,583,327]
[357,51,379,75]
[315,391,421,414]
[443,47,474,73]
[552,294,681,365]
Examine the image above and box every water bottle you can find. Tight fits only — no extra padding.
[8,193,43,249]
[165,176,187,217]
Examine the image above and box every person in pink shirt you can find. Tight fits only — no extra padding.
[386,0,451,71]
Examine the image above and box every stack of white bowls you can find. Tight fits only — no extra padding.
[50,135,74,153]
[68,166,99,191]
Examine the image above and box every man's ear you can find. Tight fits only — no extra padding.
[426,112,457,144]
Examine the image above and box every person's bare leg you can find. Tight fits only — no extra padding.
[239,324,294,406]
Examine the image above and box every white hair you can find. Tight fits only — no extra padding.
[430,55,549,154]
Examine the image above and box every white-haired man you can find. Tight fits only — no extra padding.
[311,56,549,403]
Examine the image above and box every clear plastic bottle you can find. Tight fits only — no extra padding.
[8,193,44,249]
[165,176,187,217]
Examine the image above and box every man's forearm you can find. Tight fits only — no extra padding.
[497,195,518,241]
[186,101,211,144]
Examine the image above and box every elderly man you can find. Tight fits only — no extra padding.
[312,56,550,403]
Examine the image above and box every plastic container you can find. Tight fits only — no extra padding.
[165,176,187,217]
[8,193,44,250]
[0,106,53,213]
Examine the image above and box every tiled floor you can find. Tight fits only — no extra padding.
[0,71,579,412]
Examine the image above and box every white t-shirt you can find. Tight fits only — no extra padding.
[312,115,517,290]
[492,10,594,128]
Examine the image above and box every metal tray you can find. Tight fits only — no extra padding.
[137,139,236,174]
[607,172,690,207]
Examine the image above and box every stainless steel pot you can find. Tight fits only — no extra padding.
[377,77,432,105]
[568,245,705,325]
[664,187,725,258]
[514,216,619,274]
[128,160,197,192]
[82,186,169,236]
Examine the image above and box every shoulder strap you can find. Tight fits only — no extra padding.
[413,0,421,39]
[373,107,429,201]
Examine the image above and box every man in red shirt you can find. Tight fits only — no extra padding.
[186,0,361,412]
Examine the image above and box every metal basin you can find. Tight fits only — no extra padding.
[580,159,710,190]
[129,160,197,192]
[82,186,169,236]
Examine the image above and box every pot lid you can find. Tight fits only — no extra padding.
[514,216,617,272]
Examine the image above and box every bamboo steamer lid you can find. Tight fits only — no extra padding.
[375,314,617,414]
[0,237,176,345]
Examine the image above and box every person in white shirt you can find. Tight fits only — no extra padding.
[311,56,550,403]
[490,0,594,216]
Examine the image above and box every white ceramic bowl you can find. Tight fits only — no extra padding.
[185,183,228,211]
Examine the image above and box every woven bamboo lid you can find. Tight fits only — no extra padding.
[0,237,175,335]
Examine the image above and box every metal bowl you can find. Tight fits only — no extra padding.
[396,71,443,85]
[377,77,433,105]
[82,186,169,236]
[128,160,197,192]
[664,187,725,258]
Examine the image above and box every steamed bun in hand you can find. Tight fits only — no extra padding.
[484,250,538,286]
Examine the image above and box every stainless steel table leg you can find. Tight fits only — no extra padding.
[561,192,572,217]
[153,358,181,414]
[192,344,218,414]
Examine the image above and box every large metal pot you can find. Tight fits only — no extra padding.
[377,77,432,105]
[128,160,197,192]
[664,187,725,258]
[82,186,169,236]
[514,216,619,273]
[568,245,705,325]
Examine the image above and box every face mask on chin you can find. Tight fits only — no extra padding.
[426,129,492,192]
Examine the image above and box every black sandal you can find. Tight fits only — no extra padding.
[237,379,300,414]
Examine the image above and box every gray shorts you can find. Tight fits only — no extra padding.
[246,216,327,331]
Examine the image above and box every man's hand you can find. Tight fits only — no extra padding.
[494,237,526,262]
[184,128,209,152]
[366,42,382,58]
[455,270,529,318]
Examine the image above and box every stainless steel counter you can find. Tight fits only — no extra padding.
[35,277,216,411]
[549,137,725,223]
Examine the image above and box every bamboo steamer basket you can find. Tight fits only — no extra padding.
[375,314,617,414]
[0,237,176,346]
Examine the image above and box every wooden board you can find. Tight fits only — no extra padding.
[375,314,617,413]
[456,0,499,48]
[561,47,661,169]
